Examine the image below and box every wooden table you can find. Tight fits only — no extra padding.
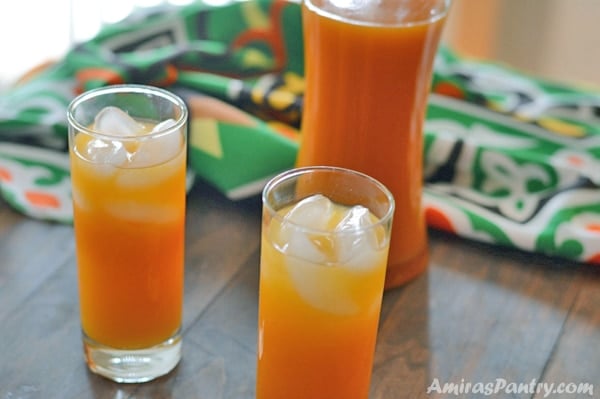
[1,180,599,398]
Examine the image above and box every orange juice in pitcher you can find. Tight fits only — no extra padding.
[297,0,450,288]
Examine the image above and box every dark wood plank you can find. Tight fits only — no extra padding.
[533,268,600,399]
[0,198,23,236]
[371,231,594,399]
[0,223,87,398]
[135,245,260,399]
[1,185,600,398]
[181,182,261,330]
[0,182,260,399]
[0,181,262,398]
[0,219,74,322]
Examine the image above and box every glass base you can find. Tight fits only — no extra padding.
[83,331,182,383]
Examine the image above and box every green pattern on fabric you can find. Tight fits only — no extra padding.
[423,95,600,264]
[1,0,600,267]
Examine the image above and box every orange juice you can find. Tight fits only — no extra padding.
[70,120,186,350]
[257,195,390,399]
[297,0,449,288]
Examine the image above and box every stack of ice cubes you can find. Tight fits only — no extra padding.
[81,106,181,168]
[274,194,386,314]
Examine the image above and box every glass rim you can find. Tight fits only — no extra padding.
[66,84,188,141]
[304,0,452,28]
[262,166,395,236]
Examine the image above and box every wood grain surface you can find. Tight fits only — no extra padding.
[1,180,598,399]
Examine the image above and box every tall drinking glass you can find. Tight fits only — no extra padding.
[257,166,395,398]
[297,0,451,288]
[67,84,188,383]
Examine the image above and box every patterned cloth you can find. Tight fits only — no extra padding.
[1,0,599,265]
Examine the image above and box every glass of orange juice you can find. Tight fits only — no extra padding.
[257,166,395,399]
[297,0,451,289]
[67,84,187,383]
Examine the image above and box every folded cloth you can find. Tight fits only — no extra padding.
[1,0,599,265]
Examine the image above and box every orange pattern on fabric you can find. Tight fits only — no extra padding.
[266,121,300,142]
[585,223,600,233]
[75,68,125,93]
[567,155,585,167]
[152,64,179,87]
[426,207,455,233]
[433,82,465,100]
[25,191,61,209]
[587,253,600,265]
[0,168,12,182]
[230,0,289,72]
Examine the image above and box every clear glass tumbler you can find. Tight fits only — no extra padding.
[67,84,187,383]
[257,166,395,398]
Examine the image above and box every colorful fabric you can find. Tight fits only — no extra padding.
[1,0,599,265]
